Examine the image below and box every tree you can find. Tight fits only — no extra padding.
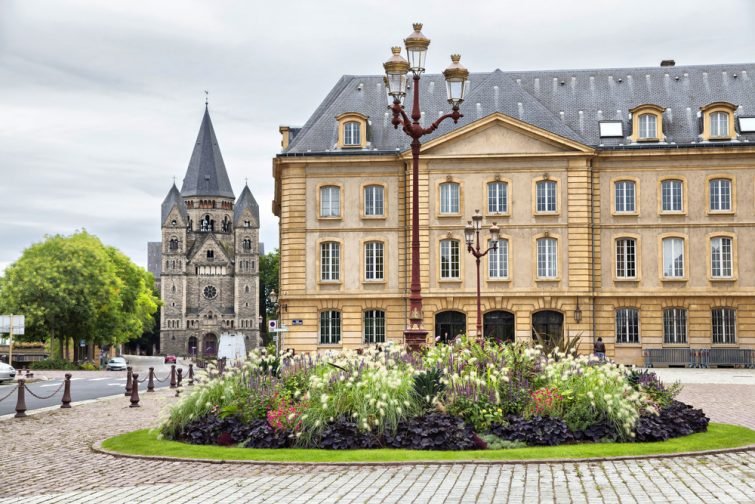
[0,231,159,360]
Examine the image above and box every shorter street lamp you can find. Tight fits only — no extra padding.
[268,289,279,354]
[464,210,500,340]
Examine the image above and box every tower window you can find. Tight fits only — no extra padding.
[207,250,214,259]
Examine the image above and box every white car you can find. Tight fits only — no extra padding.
[0,362,16,383]
[106,357,128,371]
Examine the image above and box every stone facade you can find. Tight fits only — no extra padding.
[159,107,260,356]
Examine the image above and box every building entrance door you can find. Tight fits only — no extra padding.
[435,311,466,344]
[203,333,217,357]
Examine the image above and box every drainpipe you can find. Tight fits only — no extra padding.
[589,157,597,346]
[403,159,409,344]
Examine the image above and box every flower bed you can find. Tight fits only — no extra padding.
[160,338,708,451]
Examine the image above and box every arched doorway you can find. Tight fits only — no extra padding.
[187,336,198,358]
[532,311,564,346]
[435,311,466,344]
[484,311,515,343]
[203,333,218,357]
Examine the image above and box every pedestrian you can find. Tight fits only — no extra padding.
[593,337,606,362]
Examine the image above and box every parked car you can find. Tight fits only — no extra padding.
[106,357,128,371]
[0,362,16,383]
[164,354,177,364]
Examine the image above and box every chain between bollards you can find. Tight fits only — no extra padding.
[14,379,27,418]
[147,367,155,392]
[124,366,133,396]
[129,373,140,408]
[188,363,194,386]
[169,364,177,389]
[61,373,72,408]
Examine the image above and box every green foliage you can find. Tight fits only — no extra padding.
[447,398,505,432]
[532,328,582,357]
[259,249,279,319]
[30,358,78,370]
[78,361,99,371]
[479,433,527,450]
[412,368,445,410]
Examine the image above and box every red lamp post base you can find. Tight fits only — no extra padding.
[404,328,429,352]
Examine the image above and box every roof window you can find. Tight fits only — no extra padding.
[599,121,623,138]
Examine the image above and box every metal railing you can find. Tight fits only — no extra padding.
[0,374,73,418]
[644,348,755,368]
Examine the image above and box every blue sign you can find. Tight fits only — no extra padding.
[292,319,303,326]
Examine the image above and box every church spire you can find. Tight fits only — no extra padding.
[179,106,235,199]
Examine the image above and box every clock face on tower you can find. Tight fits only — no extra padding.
[203,285,218,300]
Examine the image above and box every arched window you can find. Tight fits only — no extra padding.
[200,215,214,232]
[169,238,179,251]
[242,238,252,251]
[710,111,730,138]
[206,249,214,259]
[344,121,361,146]
[638,113,657,139]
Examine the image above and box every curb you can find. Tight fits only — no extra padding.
[90,439,755,467]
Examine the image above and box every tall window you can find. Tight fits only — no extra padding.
[364,241,384,281]
[169,238,179,251]
[536,238,557,278]
[344,121,361,146]
[614,180,636,213]
[440,182,460,214]
[320,311,341,344]
[711,237,733,278]
[709,179,732,211]
[663,308,687,344]
[364,185,384,216]
[662,237,685,278]
[661,179,683,212]
[487,181,508,214]
[638,114,657,139]
[616,238,637,278]
[712,308,736,344]
[440,239,460,279]
[319,186,340,217]
[488,239,509,279]
[242,238,252,251]
[616,308,639,344]
[710,112,729,138]
[536,180,557,213]
[320,242,340,281]
[364,310,385,344]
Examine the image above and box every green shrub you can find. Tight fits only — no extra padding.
[30,358,78,370]
[78,361,99,371]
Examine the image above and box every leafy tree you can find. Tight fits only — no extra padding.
[259,249,279,318]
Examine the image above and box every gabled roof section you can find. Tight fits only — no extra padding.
[186,232,230,264]
[161,184,188,225]
[180,106,235,199]
[234,184,260,226]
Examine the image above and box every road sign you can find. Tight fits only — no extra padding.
[0,315,24,335]
[268,320,277,331]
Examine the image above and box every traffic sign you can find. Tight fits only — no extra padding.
[268,320,277,331]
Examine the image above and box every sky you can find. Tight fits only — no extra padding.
[1,0,754,273]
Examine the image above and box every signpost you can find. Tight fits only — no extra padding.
[269,320,288,356]
[0,315,25,365]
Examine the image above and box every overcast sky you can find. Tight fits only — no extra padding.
[1,0,754,273]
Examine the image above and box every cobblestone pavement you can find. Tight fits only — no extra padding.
[0,377,753,503]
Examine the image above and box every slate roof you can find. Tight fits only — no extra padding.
[160,183,188,224]
[281,63,755,155]
[234,184,260,226]
[180,106,235,198]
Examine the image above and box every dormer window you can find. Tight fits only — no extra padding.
[710,112,729,137]
[207,249,214,259]
[701,102,737,141]
[336,112,368,149]
[629,104,665,142]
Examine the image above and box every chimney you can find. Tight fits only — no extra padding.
[660,59,676,67]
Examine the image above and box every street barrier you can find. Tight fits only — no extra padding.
[129,373,140,408]
[188,363,194,386]
[0,375,73,418]
[147,367,155,392]
[125,366,133,396]
[170,364,177,389]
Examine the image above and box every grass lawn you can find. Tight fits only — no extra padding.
[101,423,755,463]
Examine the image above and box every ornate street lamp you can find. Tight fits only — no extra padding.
[383,23,470,350]
[464,210,499,340]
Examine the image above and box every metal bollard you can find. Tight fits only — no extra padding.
[169,364,177,389]
[14,379,27,418]
[188,363,194,386]
[177,368,183,388]
[147,367,155,392]
[125,366,133,396]
[129,373,140,408]
[61,373,72,408]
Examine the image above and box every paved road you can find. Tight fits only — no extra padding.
[0,369,752,503]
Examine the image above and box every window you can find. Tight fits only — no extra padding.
[536,237,557,278]
[364,310,385,344]
[440,182,460,214]
[320,242,340,281]
[709,179,732,211]
[638,114,657,139]
[710,112,729,138]
[206,249,214,259]
[320,311,341,344]
[662,237,684,278]
[711,237,733,278]
[616,238,637,279]
[599,121,623,138]
[243,220,251,227]
[663,308,687,344]
[169,238,179,251]
[242,238,252,251]
[616,308,639,344]
[614,180,636,213]
[487,181,508,214]
[364,185,384,216]
[364,241,384,281]
[440,239,460,279]
[661,179,683,212]
[344,121,361,146]
[712,308,736,344]
[320,186,340,217]
[488,239,508,279]
[536,180,557,213]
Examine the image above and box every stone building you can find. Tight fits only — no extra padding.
[273,61,755,365]
[159,106,261,356]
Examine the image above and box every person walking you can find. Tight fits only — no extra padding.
[593,337,606,362]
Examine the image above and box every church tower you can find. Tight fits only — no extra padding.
[159,106,260,356]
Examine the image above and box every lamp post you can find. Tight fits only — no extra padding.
[383,23,470,350]
[268,288,279,354]
[464,210,500,340]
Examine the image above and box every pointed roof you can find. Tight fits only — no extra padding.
[161,183,188,224]
[234,184,260,226]
[180,106,235,199]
